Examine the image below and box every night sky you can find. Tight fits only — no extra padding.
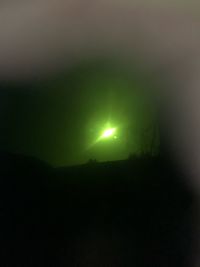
[0,62,158,166]
[0,2,197,168]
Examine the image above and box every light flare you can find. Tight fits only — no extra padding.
[101,128,116,139]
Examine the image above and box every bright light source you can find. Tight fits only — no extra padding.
[101,128,116,139]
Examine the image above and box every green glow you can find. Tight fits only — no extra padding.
[101,127,117,139]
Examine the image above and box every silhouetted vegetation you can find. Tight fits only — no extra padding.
[0,152,193,266]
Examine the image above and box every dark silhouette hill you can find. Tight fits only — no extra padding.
[0,152,193,266]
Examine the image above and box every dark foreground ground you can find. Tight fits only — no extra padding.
[0,153,194,266]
